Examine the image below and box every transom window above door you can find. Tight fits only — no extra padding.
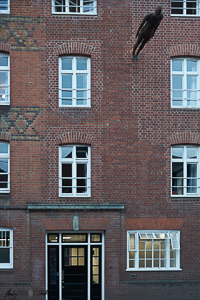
[171,58,200,108]
[59,56,91,107]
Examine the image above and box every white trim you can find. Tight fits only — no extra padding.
[171,146,200,197]
[0,53,10,106]
[59,145,91,197]
[0,141,10,193]
[0,228,13,269]
[171,58,200,108]
[0,0,10,14]
[52,0,97,15]
[46,231,104,300]
[59,56,91,108]
[171,0,200,16]
[127,230,180,271]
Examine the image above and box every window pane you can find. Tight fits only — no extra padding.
[172,60,182,71]
[0,159,8,173]
[62,164,72,193]
[0,174,8,188]
[187,164,197,193]
[0,143,8,154]
[0,72,8,86]
[172,162,183,195]
[139,260,145,268]
[187,76,197,90]
[77,59,87,70]
[171,0,183,14]
[77,74,87,89]
[172,76,182,89]
[172,91,183,106]
[129,259,135,268]
[62,234,87,242]
[0,57,8,67]
[62,147,72,159]
[187,60,197,72]
[62,59,72,70]
[91,234,101,242]
[76,91,87,106]
[62,91,72,105]
[62,164,72,177]
[69,0,80,13]
[0,248,9,263]
[186,0,196,14]
[76,147,88,158]
[83,0,94,12]
[187,147,197,159]
[62,75,72,89]
[48,234,59,243]
[172,147,183,159]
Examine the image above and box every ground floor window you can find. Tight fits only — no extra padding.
[127,230,180,271]
[46,232,104,300]
[0,228,13,269]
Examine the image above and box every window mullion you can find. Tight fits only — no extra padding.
[73,58,76,107]
[184,146,187,195]
[73,146,76,196]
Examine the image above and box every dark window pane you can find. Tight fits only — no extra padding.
[0,248,9,263]
[171,1,183,14]
[62,164,72,177]
[77,164,87,177]
[0,174,8,188]
[76,147,88,158]
[0,159,8,173]
[69,0,80,12]
[48,234,59,243]
[62,179,72,194]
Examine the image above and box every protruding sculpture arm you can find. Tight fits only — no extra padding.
[136,15,148,37]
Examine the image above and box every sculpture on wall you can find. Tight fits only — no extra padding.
[131,6,163,61]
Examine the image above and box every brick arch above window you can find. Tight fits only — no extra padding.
[0,43,10,53]
[0,132,11,141]
[58,131,94,145]
[169,44,200,58]
[169,132,200,145]
[0,219,13,228]
[57,42,94,56]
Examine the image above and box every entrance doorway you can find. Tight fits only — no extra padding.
[47,233,104,300]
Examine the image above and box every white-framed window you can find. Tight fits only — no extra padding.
[52,0,97,14]
[171,58,200,108]
[0,228,13,269]
[59,145,91,197]
[59,56,91,107]
[0,53,10,105]
[171,0,200,16]
[0,0,10,14]
[0,141,10,193]
[172,145,200,196]
[127,231,181,271]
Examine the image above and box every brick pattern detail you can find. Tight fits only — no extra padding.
[124,218,185,230]
[169,44,200,57]
[0,42,10,53]
[169,132,200,145]
[57,42,94,56]
[80,218,110,230]
[0,219,13,228]
[58,131,94,145]
[0,131,11,141]
[42,218,71,230]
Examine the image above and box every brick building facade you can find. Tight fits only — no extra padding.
[0,0,200,299]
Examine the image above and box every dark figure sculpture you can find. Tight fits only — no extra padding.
[131,6,163,61]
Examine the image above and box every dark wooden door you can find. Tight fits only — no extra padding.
[48,246,59,300]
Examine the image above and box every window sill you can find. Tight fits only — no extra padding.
[59,194,91,198]
[0,102,10,106]
[52,12,97,16]
[126,268,182,272]
[171,14,200,18]
[171,107,200,109]
[0,191,10,194]
[0,12,9,14]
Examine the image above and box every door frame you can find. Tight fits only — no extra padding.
[46,232,105,300]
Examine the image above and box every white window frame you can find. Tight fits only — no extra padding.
[171,145,200,197]
[171,0,200,16]
[52,0,97,15]
[0,0,10,14]
[0,228,13,269]
[171,58,200,108]
[59,145,91,197]
[0,141,10,193]
[127,230,181,271]
[59,56,91,108]
[0,53,10,105]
